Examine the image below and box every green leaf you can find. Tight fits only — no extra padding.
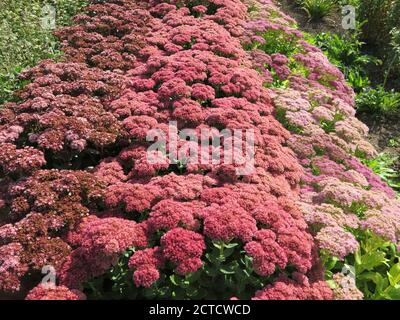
[325,257,338,271]
[384,286,400,300]
[219,262,238,275]
[326,279,337,289]
[212,241,223,250]
[143,287,156,299]
[224,242,239,249]
[388,263,400,286]
[357,251,388,273]
[358,272,386,294]
[186,270,201,282]
[169,274,180,286]
[223,247,236,258]
[354,248,362,265]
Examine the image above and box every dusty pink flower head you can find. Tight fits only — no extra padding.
[147,199,203,232]
[25,284,86,300]
[202,202,257,242]
[245,229,288,276]
[253,276,333,300]
[192,5,207,14]
[161,227,205,275]
[316,226,359,259]
[67,215,148,255]
[0,243,28,293]
[129,247,165,288]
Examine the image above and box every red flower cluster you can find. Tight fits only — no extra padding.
[253,274,333,300]
[0,0,331,300]
[25,284,86,300]
[161,228,205,274]
[129,247,165,288]
[0,170,104,292]
[1,61,124,160]
[59,215,148,289]
[0,144,45,175]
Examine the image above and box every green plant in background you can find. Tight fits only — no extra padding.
[300,0,336,22]
[357,0,394,45]
[356,86,400,115]
[388,137,400,148]
[337,0,360,5]
[312,31,380,92]
[362,153,400,193]
[0,0,88,105]
[384,28,400,87]
[353,0,400,88]
[386,1,400,81]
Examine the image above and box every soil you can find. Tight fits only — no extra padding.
[276,0,345,35]
[358,112,400,169]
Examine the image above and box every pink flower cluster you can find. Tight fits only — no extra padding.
[0,169,104,293]
[242,0,400,262]
[0,144,45,175]
[59,215,148,289]
[0,61,124,160]
[129,247,165,288]
[161,228,205,274]
[0,243,28,293]
[253,273,333,300]
[0,0,334,300]
[25,284,86,300]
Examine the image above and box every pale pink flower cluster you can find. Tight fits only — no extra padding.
[243,0,400,262]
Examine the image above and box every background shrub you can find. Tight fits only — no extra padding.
[312,31,379,93]
[356,86,400,115]
[0,0,87,105]
[357,0,393,45]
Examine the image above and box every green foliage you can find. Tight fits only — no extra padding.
[84,241,275,300]
[362,153,400,192]
[353,232,400,300]
[357,0,394,45]
[352,0,400,87]
[388,137,400,148]
[320,112,344,133]
[312,31,380,93]
[384,27,400,87]
[356,86,400,115]
[299,0,336,22]
[324,231,400,300]
[0,0,88,105]
[345,69,371,92]
[337,0,360,6]
[247,29,301,57]
[387,1,400,75]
